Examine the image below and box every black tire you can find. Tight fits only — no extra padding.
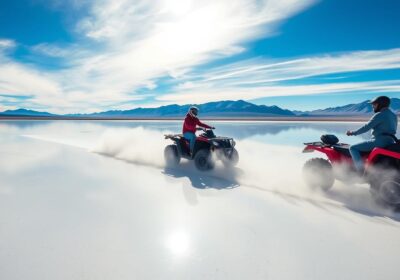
[194,149,215,171]
[379,178,400,206]
[222,148,239,167]
[164,145,180,166]
[303,158,334,191]
[368,161,400,207]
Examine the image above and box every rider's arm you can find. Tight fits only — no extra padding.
[195,118,212,129]
[352,113,382,136]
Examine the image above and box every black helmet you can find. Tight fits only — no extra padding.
[369,96,390,107]
[369,96,390,113]
[189,106,199,116]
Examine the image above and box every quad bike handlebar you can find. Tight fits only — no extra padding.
[196,127,215,131]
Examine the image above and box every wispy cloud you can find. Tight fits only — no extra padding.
[0,0,318,112]
[0,55,61,97]
[156,48,400,104]
[31,43,77,58]
[6,0,400,112]
[157,80,400,104]
[176,48,400,87]
[0,39,16,50]
[58,0,318,108]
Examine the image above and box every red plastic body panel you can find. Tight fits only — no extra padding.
[365,147,400,168]
[304,144,400,169]
[304,144,352,164]
[304,144,368,165]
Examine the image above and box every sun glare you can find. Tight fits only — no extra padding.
[166,230,190,256]
[164,0,192,16]
[158,5,220,57]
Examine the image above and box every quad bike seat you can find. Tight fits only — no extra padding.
[332,144,370,157]
[332,144,352,157]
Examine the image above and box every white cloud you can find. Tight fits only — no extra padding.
[36,0,316,112]
[31,43,76,58]
[157,81,400,104]
[180,48,400,87]
[0,59,61,97]
[155,48,400,104]
[5,0,400,112]
[78,0,158,40]
[0,39,16,50]
[64,0,317,99]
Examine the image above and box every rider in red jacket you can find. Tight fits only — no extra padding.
[183,106,214,156]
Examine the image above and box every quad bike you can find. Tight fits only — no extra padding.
[164,128,239,171]
[302,134,400,207]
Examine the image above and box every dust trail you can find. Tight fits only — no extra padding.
[90,127,169,168]
[303,153,400,216]
[91,127,312,194]
[23,134,91,149]
[92,127,400,217]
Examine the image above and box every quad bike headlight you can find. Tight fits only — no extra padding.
[212,141,220,147]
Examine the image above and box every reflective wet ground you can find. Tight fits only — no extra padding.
[1,120,400,280]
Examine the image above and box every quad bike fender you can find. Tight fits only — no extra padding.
[365,147,400,169]
[302,144,343,162]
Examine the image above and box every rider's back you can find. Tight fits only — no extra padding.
[372,108,397,138]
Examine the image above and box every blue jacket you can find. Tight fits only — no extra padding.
[353,108,398,138]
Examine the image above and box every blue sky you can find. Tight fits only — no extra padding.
[0,0,399,113]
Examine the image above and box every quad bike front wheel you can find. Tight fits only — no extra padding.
[164,145,180,166]
[222,148,239,167]
[194,149,215,171]
[303,158,334,191]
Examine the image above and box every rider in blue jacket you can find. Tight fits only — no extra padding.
[346,96,398,173]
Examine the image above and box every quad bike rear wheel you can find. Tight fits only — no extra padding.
[378,178,400,206]
[303,158,334,191]
[164,145,180,166]
[368,157,400,207]
[194,149,215,171]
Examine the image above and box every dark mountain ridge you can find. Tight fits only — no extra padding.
[1,98,399,118]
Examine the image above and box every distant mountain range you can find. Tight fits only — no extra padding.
[302,98,400,116]
[0,108,56,117]
[1,98,399,118]
[76,100,295,118]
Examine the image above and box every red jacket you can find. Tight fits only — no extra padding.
[182,113,211,134]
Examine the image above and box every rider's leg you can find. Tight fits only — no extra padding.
[349,136,395,172]
[349,140,377,172]
[183,132,196,155]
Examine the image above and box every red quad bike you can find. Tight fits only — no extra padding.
[164,128,239,171]
[302,134,400,207]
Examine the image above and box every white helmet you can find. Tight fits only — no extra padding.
[189,106,199,117]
